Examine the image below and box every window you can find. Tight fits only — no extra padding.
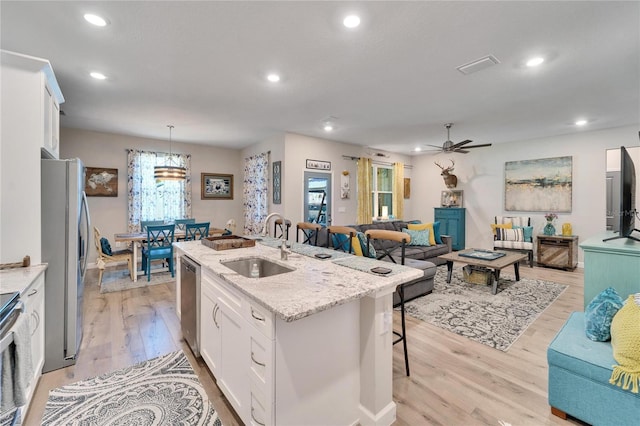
[371,164,393,218]
[127,149,192,231]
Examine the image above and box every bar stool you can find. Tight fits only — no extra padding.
[274,219,291,240]
[296,222,321,245]
[327,225,357,253]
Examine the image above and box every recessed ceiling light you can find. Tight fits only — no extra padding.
[575,119,588,126]
[343,15,361,28]
[323,123,334,132]
[266,73,280,83]
[90,71,107,80]
[526,56,545,67]
[414,147,422,152]
[84,13,108,27]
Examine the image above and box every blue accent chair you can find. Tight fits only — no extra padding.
[141,224,175,281]
[174,218,196,231]
[548,311,640,425]
[184,222,210,241]
[140,220,164,231]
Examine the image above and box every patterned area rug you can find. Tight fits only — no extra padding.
[99,268,175,294]
[404,268,567,351]
[41,351,222,426]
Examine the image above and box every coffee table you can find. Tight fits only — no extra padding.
[438,249,528,295]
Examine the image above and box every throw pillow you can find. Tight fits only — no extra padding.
[332,233,351,252]
[609,295,640,394]
[100,237,112,256]
[402,228,430,246]
[495,227,524,242]
[584,287,624,341]
[351,235,363,256]
[408,222,442,245]
[356,232,377,258]
[491,223,513,236]
[514,225,534,243]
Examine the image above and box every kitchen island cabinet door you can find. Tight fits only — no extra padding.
[199,279,221,375]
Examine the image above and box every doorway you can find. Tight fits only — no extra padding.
[304,171,331,226]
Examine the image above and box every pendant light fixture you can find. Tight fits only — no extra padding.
[154,124,186,180]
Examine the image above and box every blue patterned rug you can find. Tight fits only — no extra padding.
[41,351,222,425]
[404,269,567,351]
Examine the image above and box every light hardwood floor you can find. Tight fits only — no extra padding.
[25,264,586,426]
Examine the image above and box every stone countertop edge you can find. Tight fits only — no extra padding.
[0,263,47,294]
[174,240,423,322]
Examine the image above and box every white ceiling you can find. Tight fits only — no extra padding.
[1,1,638,155]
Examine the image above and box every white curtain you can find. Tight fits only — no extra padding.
[243,152,269,235]
[127,149,192,232]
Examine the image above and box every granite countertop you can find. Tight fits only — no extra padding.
[174,238,423,322]
[0,264,47,294]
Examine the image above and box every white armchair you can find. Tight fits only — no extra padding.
[492,216,534,267]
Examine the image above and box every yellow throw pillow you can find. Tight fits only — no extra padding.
[351,236,363,256]
[609,295,640,394]
[408,222,436,246]
[491,223,513,236]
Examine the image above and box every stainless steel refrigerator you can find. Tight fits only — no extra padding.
[41,158,91,372]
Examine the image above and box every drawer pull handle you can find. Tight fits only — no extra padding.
[212,304,219,329]
[251,308,265,322]
[251,351,265,367]
[27,288,38,297]
[251,407,266,426]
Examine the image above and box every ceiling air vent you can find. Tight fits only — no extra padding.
[456,55,500,75]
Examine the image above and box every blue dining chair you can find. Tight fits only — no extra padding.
[184,222,210,241]
[140,220,164,232]
[141,224,175,281]
[174,218,196,231]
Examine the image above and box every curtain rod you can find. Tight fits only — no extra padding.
[342,155,413,169]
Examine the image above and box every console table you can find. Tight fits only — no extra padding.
[580,233,640,308]
[536,234,579,270]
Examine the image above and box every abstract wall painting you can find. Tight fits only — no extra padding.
[504,156,572,212]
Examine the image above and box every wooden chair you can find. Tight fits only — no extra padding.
[296,222,321,245]
[365,228,412,376]
[184,222,210,241]
[274,219,292,240]
[93,227,132,286]
[141,224,175,281]
[327,225,357,253]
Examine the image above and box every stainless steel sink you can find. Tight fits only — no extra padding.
[221,257,294,278]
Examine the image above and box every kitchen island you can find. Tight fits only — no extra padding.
[174,238,423,426]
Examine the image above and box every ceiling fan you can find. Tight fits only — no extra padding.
[425,123,492,154]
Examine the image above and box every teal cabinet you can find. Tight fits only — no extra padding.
[434,208,466,250]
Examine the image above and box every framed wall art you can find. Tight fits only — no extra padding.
[201,173,234,200]
[404,178,411,199]
[85,167,118,197]
[504,156,572,212]
[441,190,463,207]
[306,159,331,170]
[273,161,282,204]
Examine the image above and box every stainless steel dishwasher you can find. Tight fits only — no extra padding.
[180,255,200,357]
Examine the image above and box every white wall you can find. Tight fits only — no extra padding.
[408,125,639,263]
[60,127,244,263]
[283,132,413,230]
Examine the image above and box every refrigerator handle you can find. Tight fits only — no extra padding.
[81,190,91,277]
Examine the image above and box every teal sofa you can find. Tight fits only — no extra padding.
[547,311,640,425]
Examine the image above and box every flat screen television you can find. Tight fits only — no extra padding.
[604,144,639,242]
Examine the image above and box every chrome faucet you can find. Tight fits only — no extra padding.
[261,212,291,260]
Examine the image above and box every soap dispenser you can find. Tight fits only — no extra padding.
[250,262,260,278]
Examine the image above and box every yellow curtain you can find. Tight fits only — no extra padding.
[357,157,373,224]
[393,162,404,220]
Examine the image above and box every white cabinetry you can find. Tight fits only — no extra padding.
[200,268,274,425]
[0,50,64,265]
[24,272,45,402]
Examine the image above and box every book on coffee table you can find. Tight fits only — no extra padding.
[458,249,506,261]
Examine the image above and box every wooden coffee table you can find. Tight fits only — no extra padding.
[438,249,528,295]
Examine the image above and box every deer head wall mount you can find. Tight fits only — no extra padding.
[435,159,458,188]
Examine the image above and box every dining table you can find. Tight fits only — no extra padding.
[114,228,226,281]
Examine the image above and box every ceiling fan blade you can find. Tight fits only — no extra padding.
[425,144,445,149]
[451,139,473,149]
[454,149,470,154]
[462,143,493,149]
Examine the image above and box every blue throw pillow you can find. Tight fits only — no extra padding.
[432,221,443,244]
[100,237,112,256]
[402,228,431,246]
[584,287,624,341]
[356,232,377,258]
[332,233,351,252]
[514,225,534,242]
